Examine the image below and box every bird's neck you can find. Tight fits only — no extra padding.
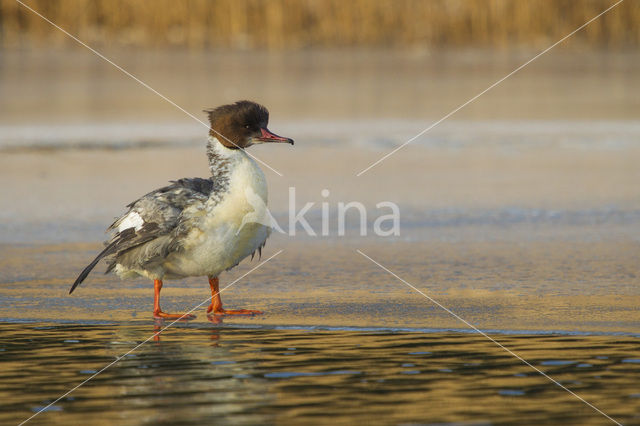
[206,136,247,180]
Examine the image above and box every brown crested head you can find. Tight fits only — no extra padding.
[204,100,294,149]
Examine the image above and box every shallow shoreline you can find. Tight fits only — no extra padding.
[1,238,638,335]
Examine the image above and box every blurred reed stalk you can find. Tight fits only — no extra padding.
[1,0,638,49]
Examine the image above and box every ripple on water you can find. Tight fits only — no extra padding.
[499,389,525,396]
[539,360,576,366]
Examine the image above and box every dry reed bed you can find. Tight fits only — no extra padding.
[1,0,638,49]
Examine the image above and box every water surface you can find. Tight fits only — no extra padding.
[2,322,639,425]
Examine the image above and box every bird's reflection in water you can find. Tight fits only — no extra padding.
[119,320,273,424]
[152,315,224,344]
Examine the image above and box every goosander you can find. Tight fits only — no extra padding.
[70,101,293,319]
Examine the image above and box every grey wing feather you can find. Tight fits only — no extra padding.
[70,178,214,293]
[105,177,214,269]
[109,178,214,232]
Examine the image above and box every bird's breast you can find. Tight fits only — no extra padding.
[178,153,270,275]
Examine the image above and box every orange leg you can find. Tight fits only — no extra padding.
[206,276,263,316]
[153,279,196,320]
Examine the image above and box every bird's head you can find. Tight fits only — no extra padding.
[204,100,294,149]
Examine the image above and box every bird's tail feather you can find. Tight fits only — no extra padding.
[69,241,117,294]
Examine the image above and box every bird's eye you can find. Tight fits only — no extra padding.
[245,125,251,129]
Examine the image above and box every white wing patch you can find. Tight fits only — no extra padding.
[117,211,144,232]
